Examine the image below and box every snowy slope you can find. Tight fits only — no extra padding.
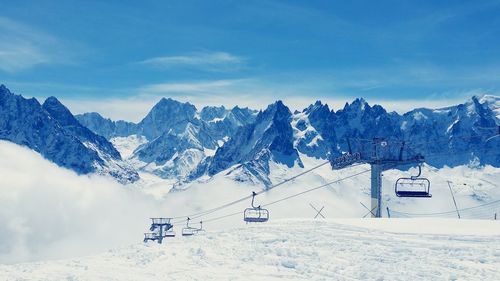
[148,154,500,225]
[110,135,148,159]
[1,219,500,281]
[2,138,500,266]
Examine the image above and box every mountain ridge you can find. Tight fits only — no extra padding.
[2,84,499,186]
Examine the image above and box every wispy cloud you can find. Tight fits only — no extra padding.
[140,51,246,72]
[0,17,72,72]
[139,79,249,94]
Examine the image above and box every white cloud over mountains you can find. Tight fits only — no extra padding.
[0,141,162,264]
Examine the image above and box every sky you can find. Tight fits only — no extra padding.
[1,0,500,121]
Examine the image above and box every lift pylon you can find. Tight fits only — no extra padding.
[330,138,426,218]
[143,217,173,244]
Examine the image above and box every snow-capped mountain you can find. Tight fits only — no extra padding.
[132,99,257,180]
[75,92,500,187]
[200,101,303,187]
[292,96,500,167]
[0,85,138,183]
[398,96,499,167]
[200,105,258,141]
[75,112,137,139]
[9,79,498,187]
[76,98,257,181]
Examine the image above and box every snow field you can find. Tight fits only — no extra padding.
[1,141,500,266]
[1,219,499,281]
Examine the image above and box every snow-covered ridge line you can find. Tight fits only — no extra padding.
[1,83,499,186]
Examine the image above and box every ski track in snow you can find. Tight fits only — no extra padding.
[1,219,500,281]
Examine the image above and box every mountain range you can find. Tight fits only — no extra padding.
[1,84,499,187]
[0,85,138,183]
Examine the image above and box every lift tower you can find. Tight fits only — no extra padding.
[143,218,173,244]
[330,138,425,218]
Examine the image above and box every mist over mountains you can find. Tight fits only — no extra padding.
[1,84,499,186]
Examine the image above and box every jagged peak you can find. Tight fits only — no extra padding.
[202,104,226,110]
[231,105,257,116]
[44,96,62,105]
[352,97,367,106]
[231,105,248,111]
[341,97,369,112]
[155,97,196,109]
[0,84,10,93]
[261,100,291,117]
[304,100,330,113]
[43,96,66,109]
[266,100,287,110]
[140,97,198,125]
[199,105,227,120]
[0,85,40,107]
[0,84,14,99]
[42,96,79,126]
[79,111,104,118]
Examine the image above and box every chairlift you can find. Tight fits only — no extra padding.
[143,232,157,243]
[243,191,269,223]
[196,221,206,234]
[395,165,431,198]
[164,227,176,237]
[182,217,198,236]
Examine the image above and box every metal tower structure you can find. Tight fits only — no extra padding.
[330,138,425,218]
[143,217,173,244]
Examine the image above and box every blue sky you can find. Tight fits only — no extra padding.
[1,0,500,120]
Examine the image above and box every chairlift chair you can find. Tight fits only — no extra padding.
[164,228,176,237]
[143,232,156,243]
[395,165,432,198]
[243,191,270,223]
[182,217,198,236]
[196,221,206,234]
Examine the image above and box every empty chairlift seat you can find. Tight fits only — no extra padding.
[164,228,176,237]
[395,165,432,198]
[244,191,270,223]
[182,217,198,236]
[143,232,157,243]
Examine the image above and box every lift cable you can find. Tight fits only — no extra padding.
[170,160,334,222]
[391,199,500,217]
[167,137,499,225]
[179,168,372,225]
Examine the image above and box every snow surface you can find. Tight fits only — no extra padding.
[110,135,148,159]
[1,219,500,280]
[2,140,500,280]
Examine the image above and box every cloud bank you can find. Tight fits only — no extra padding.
[0,141,163,264]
